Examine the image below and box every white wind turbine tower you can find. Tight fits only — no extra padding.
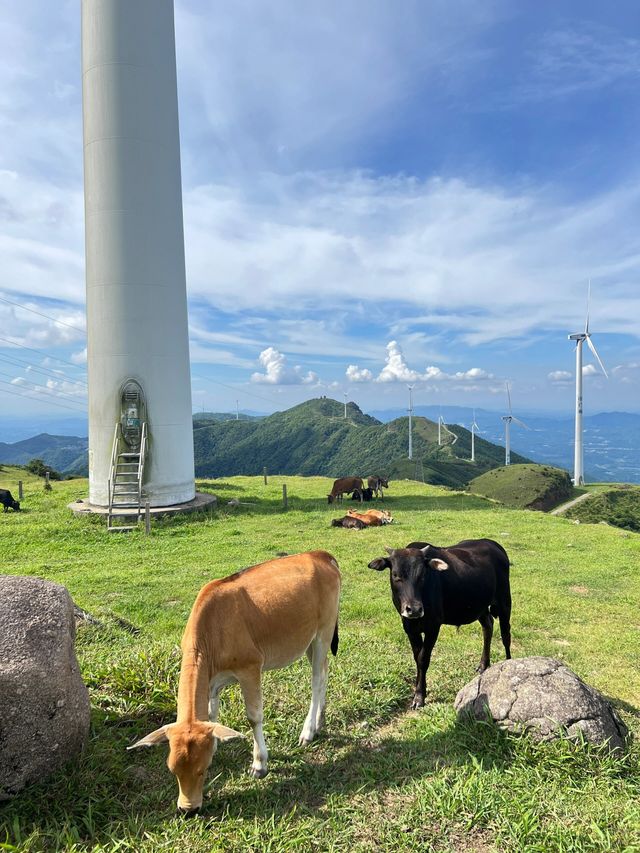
[407,385,414,460]
[501,383,528,466]
[569,284,608,485]
[470,409,480,462]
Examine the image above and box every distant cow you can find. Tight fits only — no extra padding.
[328,477,364,504]
[367,476,389,499]
[0,489,20,512]
[368,539,511,709]
[351,488,373,502]
[331,515,366,529]
[129,551,341,814]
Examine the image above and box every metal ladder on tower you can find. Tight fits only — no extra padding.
[107,421,147,532]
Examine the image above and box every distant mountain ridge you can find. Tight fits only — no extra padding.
[192,397,528,488]
[0,433,88,474]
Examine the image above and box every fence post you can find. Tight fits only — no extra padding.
[263,467,268,485]
[45,471,50,487]
[145,501,151,535]
[18,480,23,500]
[282,483,288,509]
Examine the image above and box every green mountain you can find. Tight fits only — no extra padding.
[193,397,529,487]
[0,433,88,475]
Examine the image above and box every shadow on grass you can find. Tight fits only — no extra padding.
[0,702,515,848]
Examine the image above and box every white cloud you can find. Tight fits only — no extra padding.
[548,370,572,383]
[377,341,422,383]
[346,364,373,382]
[347,340,496,389]
[582,364,600,377]
[70,347,87,365]
[251,347,318,385]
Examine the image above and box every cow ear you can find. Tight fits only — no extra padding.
[429,558,449,572]
[127,724,174,749]
[207,723,243,741]
[368,557,391,571]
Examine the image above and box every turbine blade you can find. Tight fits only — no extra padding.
[585,279,591,335]
[586,335,608,378]
[506,382,512,414]
[512,416,531,430]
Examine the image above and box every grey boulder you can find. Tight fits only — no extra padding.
[454,656,627,751]
[0,575,90,799]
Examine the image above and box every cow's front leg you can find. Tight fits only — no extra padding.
[237,667,268,779]
[404,621,440,709]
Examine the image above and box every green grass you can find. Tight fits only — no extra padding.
[468,464,576,511]
[0,474,639,852]
[565,487,640,533]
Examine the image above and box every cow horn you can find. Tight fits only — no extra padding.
[384,546,395,556]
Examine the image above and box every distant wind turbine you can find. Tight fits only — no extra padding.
[470,409,480,462]
[501,383,529,466]
[568,283,608,485]
[407,385,414,460]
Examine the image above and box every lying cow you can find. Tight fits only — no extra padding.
[368,539,511,709]
[129,551,341,814]
[367,476,389,499]
[0,489,20,512]
[351,487,373,502]
[348,508,393,525]
[331,515,366,529]
[327,477,364,504]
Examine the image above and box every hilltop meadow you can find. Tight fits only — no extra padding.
[0,469,639,852]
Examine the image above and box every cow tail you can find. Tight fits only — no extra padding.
[331,622,339,656]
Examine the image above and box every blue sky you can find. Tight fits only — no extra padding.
[1,0,639,424]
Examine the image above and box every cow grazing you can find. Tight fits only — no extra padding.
[327,477,364,504]
[351,487,373,502]
[368,539,511,709]
[367,476,389,499]
[347,508,393,525]
[129,551,341,814]
[331,515,366,529]
[0,489,20,512]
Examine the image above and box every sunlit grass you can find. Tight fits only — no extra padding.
[0,474,638,852]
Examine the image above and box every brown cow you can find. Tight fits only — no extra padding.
[327,476,364,504]
[129,551,341,814]
[367,476,389,499]
[347,508,393,525]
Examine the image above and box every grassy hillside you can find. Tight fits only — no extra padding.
[0,475,638,851]
[468,464,575,511]
[565,487,640,532]
[194,397,529,488]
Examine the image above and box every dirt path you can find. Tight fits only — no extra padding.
[550,491,594,516]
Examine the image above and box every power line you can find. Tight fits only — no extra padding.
[0,370,84,406]
[0,352,88,388]
[0,294,86,334]
[0,336,87,374]
[192,372,283,408]
[0,383,87,414]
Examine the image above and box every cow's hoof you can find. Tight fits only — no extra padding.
[249,766,268,779]
[476,663,489,674]
[298,734,314,746]
[411,696,425,710]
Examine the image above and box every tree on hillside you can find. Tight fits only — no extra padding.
[25,458,62,480]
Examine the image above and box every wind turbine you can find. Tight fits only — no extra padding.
[501,383,528,466]
[470,409,480,462]
[407,385,414,460]
[568,284,608,485]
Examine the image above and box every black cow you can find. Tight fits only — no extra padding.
[331,516,366,529]
[368,539,511,708]
[351,488,373,502]
[0,489,20,512]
